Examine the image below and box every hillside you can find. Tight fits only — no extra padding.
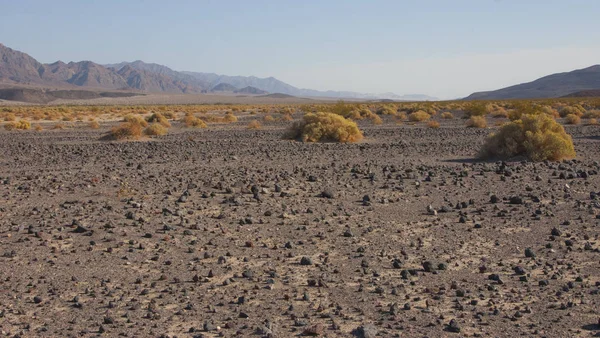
[0,43,432,100]
[465,65,600,100]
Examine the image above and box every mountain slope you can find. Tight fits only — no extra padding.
[466,65,600,100]
[0,43,45,84]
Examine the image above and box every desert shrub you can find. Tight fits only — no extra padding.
[427,120,440,128]
[161,111,175,119]
[540,106,559,118]
[559,105,584,117]
[464,103,488,117]
[90,121,100,129]
[479,113,575,161]
[146,113,171,127]
[408,111,431,122]
[289,112,363,143]
[466,116,487,128]
[4,120,31,130]
[376,105,398,116]
[588,118,598,125]
[4,113,16,122]
[53,123,66,130]
[281,114,293,121]
[565,114,581,125]
[583,110,600,119]
[263,115,275,122]
[223,112,238,123]
[182,114,207,128]
[34,125,43,131]
[144,123,168,136]
[371,114,383,125]
[110,122,143,140]
[124,114,148,127]
[247,120,262,129]
[441,112,454,119]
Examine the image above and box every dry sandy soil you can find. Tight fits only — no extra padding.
[1,115,599,337]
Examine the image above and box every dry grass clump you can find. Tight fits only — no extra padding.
[182,113,207,128]
[441,112,454,119]
[565,114,581,125]
[34,125,43,131]
[146,113,171,127]
[281,114,294,122]
[464,103,488,117]
[466,116,487,128]
[144,123,168,136]
[480,113,575,162]
[4,120,31,130]
[427,120,440,128]
[376,105,398,116]
[90,120,100,129]
[583,110,600,119]
[247,120,262,129]
[408,111,431,122]
[4,113,16,122]
[124,114,148,127]
[289,112,363,143]
[110,122,143,140]
[263,115,275,122]
[53,123,66,130]
[587,118,598,126]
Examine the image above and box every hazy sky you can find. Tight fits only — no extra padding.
[2,0,600,99]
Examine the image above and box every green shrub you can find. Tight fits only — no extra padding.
[289,112,363,143]
[480,114,575,161]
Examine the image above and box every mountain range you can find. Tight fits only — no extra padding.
[0,43,435,101]
[465,65,600,100]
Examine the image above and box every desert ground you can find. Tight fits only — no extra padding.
[0,102,599,338]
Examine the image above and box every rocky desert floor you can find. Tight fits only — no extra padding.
[1,115,599,338]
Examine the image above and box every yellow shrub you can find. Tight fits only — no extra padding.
[124,114,148,127]
[223,112,238,123]
[427,120,440,128]
[281,114,293,121]
[146,113,171,127]
[182,114,207,128]
[408,111,431,122]
[34,125,43,131]
[588,118,598,125]
[4,120,31,130]
[583,110,600,119]
[376,105,398,116]
[144,123,168,136]
[263,115,275,122]
[565,114,581,125]
[441,112,454,119]
[247,120,262,129]
[466,116,487,128]
[289,112,363,143]
[110,122,143,140]
[559,105,584,117]
[480,113,575,161]
[4,113,16,122]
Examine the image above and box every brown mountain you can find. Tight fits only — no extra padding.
[234,86,268,95]
[0,43,45,84]
[465,65,600,100]
[117,65,199,93]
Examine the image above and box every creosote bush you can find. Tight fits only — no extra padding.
[441,112,454,119]
[289,112,363,143]
[466,116,487,128]
[480,113,575,161]
[565,114,581,125]
[146,113,171,127]
[111,122,143,140]
[247,120,262,129]
[427,120,440,128]
[4,120,31,130]
[408,111,431,122]
[182,113,207,128]
[144,123,168,136]
[124,114,148,127]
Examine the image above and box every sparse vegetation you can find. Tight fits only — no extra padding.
[441,112,454,119]
[289,112,363,143]
[144,123,168,136]
[4,120,31,130]
[466,116,487,128]
[90,120,100,129]
[427,120,440,128]
[408,111,431,122]
[182,113,207,128]
[480,113,576,161]
[110,122,143,140]
[565,114,581,125]
[247,120,262,129]
[146,112,171,128]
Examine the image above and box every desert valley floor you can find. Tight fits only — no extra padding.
[1,114,600,337]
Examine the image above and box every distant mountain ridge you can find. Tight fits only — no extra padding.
[0,43,434,100]
[465,65,600,100]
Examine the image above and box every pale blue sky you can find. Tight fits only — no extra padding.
[1,0,600,98]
